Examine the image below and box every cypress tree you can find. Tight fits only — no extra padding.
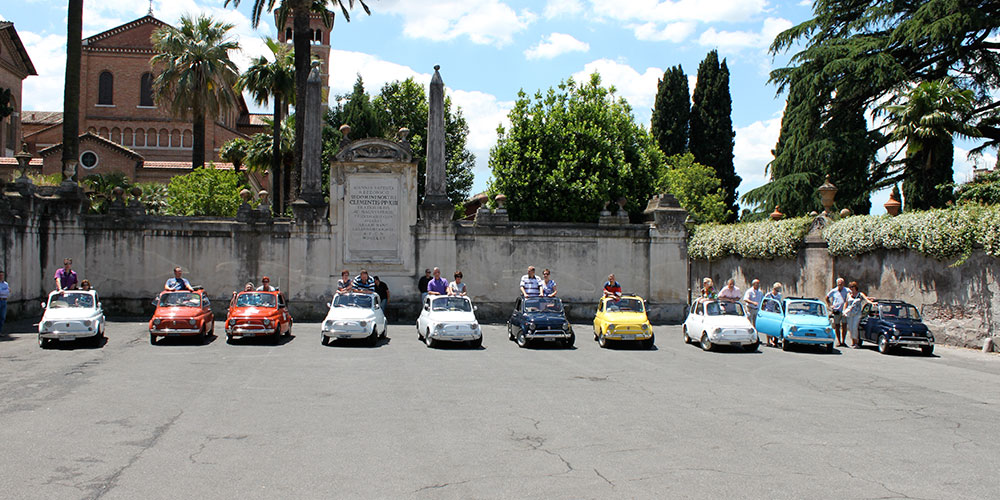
[650,65,689,157]
[690,51,739,222]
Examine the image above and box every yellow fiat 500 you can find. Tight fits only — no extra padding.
[593,294,655,349]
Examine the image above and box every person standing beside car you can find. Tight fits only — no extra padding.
[844,281,877,349]
[374,276,390,307]
[762,282,783,347]
[417,269,431,304]
[743,279,764,326]
[0,270,9,335]
[826,278,849,347]
[55,258,78,291]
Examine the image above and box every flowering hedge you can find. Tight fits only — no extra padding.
[823,205,1000,261]
[688,217,812,260]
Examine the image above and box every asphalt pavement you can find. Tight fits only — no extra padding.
[1,320,998,499]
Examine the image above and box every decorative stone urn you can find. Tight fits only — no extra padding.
[884,190,902,216]
[839,208,852,218]
[14,142,33,184]
[239,189,252,204]
[817,175,838,215]
[494,194,508,212]
[770,205,784,221]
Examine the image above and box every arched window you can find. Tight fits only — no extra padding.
[139,72,154,107]
[315,29,323,42]
[285,28,293,42]
[98,71,114,105]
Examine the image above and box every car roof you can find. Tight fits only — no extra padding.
[785,297,822,303]
[603,294,643,301]
[49,289,97,297]
[237,290,278,296]
[872,299,910,305]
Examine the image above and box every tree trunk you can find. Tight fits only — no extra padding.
[292,3,310,202]
[271,97,283,215]
[62,0,83,181]
[192,109,206,169]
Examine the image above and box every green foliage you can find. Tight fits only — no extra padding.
[219,137,250,172]
[688,217,813,260]
[488,74,661,223]
[165,167,246,216]
[768,0,1000,206]
[656,153,727,223]
[823,207,988,262]
[134,182,168,215]
[650,65,689,157]
[14,172,63,186]
[327,77,476,207]
[82,172,131,214]
[689,51,739,222]
[954,170,1000,205]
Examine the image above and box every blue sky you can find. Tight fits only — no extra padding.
[4,0,995,213]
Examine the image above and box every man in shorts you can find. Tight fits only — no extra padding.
[826,278,849,347]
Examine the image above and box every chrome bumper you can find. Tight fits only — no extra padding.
[150,328,201,335]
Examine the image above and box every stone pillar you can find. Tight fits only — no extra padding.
[643,193,689,322]
[421,65,452,222]
[802,216,834,298]
[292,63,328,222]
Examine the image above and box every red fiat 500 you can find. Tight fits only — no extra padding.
[149,289,215,344]
[225,291,292,344]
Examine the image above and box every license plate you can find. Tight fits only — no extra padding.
[244,332,255,337]
[167,333,180,336]
[338,335,353,339]
[805,332,816,337]
[60,337,75,341]
[544,337,557,342]
[620,334,634,340]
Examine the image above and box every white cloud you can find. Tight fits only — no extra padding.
[524,33,590,60]
[632,21,696,43]
[379,0,536,47]
[543,0,584,19]
[448,89,513,153]
[798,0,812,6]
[698,17,792,51]
[572,59,664,122]
[590,0,768,24]
[19,31,66,111]
[733,112,782,194]
[327,50,431,98]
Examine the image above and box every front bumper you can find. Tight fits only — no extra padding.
[428,330,482,342]
[605,329,652,341]
[150,328,201,336]
[323,327,371,339]
[525,328,573,340]
[888,336,934,347]
[39,330,99,340]
[708,331,758,346]
[785,333,834,345]
[226,326,276,337]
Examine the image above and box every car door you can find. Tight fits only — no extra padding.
[276,294,290,332]
[202,295,213,331]
[593,299,604,334]
[755,298,782,337]
[373,295,386,333]
[685,302,701,336]
[510,297,522,332]
[417,296,430,334]
[858,303,872,341]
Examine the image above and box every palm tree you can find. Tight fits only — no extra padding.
[881,78,981,210]
[238,37,295,214]
[62,0,83,182]
[225,0,369,201]
[151,15,241,169]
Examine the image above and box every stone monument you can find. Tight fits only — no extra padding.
[420,65,453,223]
[291,62,328,222]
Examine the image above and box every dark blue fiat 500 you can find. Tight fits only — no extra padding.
[507,296,574,348]
[859,300,934,355]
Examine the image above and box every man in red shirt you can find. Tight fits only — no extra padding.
[603,273,622,299]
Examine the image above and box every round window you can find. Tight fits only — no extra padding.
[80,151,99,169]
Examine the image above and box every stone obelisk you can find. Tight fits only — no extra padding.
[421,65,452,222]
[292,62,327,222]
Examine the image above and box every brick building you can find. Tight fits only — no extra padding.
[0,20,37,157]
[7,14,268,182]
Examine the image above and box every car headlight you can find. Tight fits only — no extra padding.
[323,320,333,331]
[189,318,197,326]
[713,328,722,335]
[153,318,161,326]
[825,327,833,334]
[562,322,571,331]
[527,322,536,330]
[789,326,798,332]
[607,323,615,332]
[641,323,649,331]
[469,323,478,330]
[359,320,367,327]
[82,320,91,327]
[263,319,271,327]
[435,324,444,331]
[749,328,756,335]
[229,319,236,326]
[42,321,51,331]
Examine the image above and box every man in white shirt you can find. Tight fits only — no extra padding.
[742,279,764,326]
[718,278,741,302]
[826,278,849,347]
[520,266,542,297]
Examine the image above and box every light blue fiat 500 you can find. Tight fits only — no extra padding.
[755,297,835,353]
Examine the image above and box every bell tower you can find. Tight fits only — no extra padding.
[276,10,331,103]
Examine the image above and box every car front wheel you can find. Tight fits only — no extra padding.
[921,345,934,356]
[367,327,379,347]
[878,334,890,354]
[508,322,515,341]
[782,336,791,351]
[564,333,575,348]
[682,327,691,344]
[469,336,483,349]
[149,334,157,345]
[598,331,609,348]
[745,340,759,352]
[38,336,48,349]
[516,329,529,348]
[425,329,436,348]
[271,328,281,345]
[641,334,655,350]
[700,333,712,352]
[321,335,329,346]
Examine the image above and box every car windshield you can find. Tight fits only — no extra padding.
[524,297,563,313]
[605,298,644,313]
[334,294,373,308]
[235,293,276,308]
[432,297,472,312]
[48,292,94,309]
[706,301,744,316]
[786,301,826,317]
[880,303,921,321]
[160,292,200,307]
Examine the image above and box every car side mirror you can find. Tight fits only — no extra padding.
[98,302,102,309]
[474,305,479,311]
[326,302,331,308]
[41,302,47,309]
[424,305,430,311]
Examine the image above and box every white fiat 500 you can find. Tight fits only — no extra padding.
[416,295,482,348]
[682,299,759,352]
[38,290,106,348]
[321,292,387,346]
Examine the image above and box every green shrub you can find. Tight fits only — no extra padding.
[134,182,168,215]
[689,217,812,260]
[165,167,245,217]
[823,206,991,261]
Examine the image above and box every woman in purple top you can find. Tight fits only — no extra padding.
[54,258,78,291]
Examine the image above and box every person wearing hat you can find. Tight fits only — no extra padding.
[256,277,278,292]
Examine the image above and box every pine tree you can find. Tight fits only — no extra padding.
[650,65,689,157]
[689,51,739,222]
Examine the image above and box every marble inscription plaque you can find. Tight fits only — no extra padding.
[346,175,400,262]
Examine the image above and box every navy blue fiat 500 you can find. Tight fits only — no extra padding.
[859,300,934,355]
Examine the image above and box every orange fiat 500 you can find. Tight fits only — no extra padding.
[225,291,292,344]
[149,289,215,345]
